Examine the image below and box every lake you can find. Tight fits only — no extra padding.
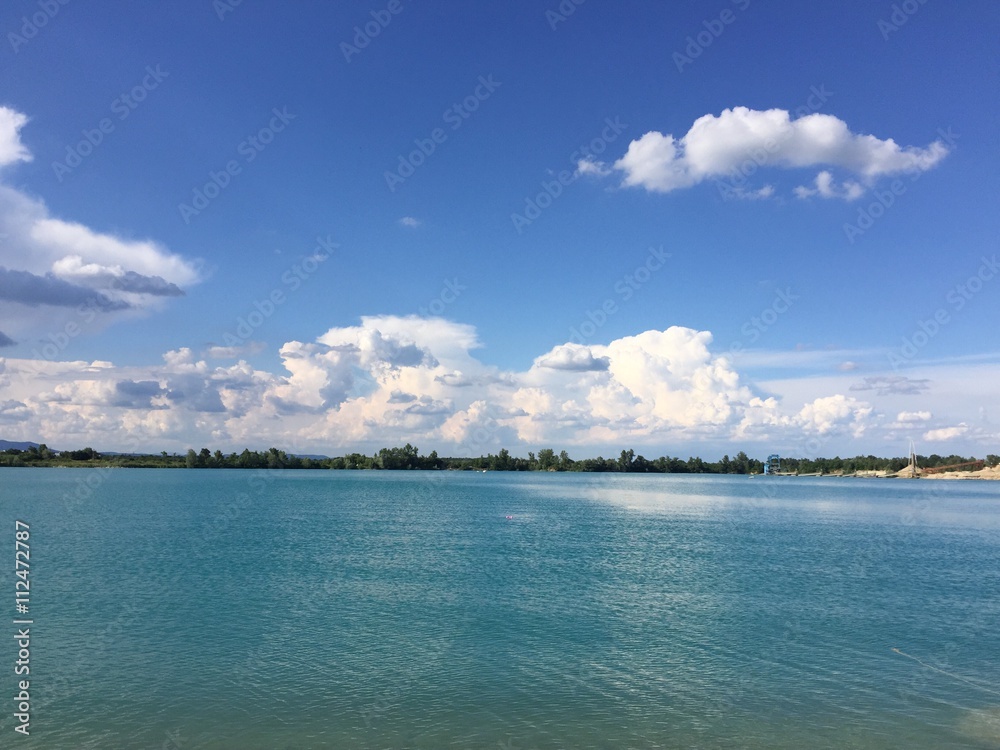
[1,469,998,748]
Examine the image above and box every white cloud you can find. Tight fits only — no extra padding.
[575,158,611,177]
[923,424,969,442]
[7,319,995,457]
[897,410,932,423]
[0,398,31,424]
[534,343,609,372]
[730,184,775,200]
[29,219,200,287]
[597,328,747,428]
[794,394,872,436]
[0,108,32,167]
[0,107,201,341]
[399,216,421,228]
[613,107,948,195]
[793,170,865,201]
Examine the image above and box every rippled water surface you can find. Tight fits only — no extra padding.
[1,469,999,748]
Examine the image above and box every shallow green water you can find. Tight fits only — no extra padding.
[0,469,998,748]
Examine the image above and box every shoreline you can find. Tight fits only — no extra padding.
[2,464,999,480]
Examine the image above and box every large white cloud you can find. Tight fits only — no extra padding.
[0,318,894,455]
[0,106,201,344]
[610,107,948,198]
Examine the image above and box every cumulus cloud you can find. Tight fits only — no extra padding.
[897,410,931,423]
[0,399,30,424]
[794,394,872,436]
[0,317,904,454]
[0,106,200,341]
[51,256,184,297]
[28,218,200,286]
[595,328,748,428]
[111,380,166,409]
[399,216,421,228]
[534,343,610,372]
[613,107,948,198]
[923,424,969,442]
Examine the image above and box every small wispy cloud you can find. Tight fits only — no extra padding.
[793,170,865,201]
[204,341,266,360]
[576,158,611,177]
[399,216,422,228]
[850,375,931,396]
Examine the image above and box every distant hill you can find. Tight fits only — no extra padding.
[0,440,45,452]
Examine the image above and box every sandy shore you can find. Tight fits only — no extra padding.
[775,466,1000,480]
[894,465,1000,481]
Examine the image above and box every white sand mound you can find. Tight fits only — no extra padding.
[931,465,1000,480]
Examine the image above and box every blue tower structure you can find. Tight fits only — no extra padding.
[764,454,781,475]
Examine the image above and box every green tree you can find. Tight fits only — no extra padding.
[632,454,653,472]
[687,456,707,473]
[537,448,556,471]
[732,451,751,475]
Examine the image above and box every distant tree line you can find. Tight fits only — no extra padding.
[2,443,997,474]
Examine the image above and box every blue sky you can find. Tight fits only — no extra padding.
[0,0,997,457]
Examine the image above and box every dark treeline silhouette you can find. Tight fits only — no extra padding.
[2,443,997,474]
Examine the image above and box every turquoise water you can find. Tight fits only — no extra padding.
[1,469,999,749]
